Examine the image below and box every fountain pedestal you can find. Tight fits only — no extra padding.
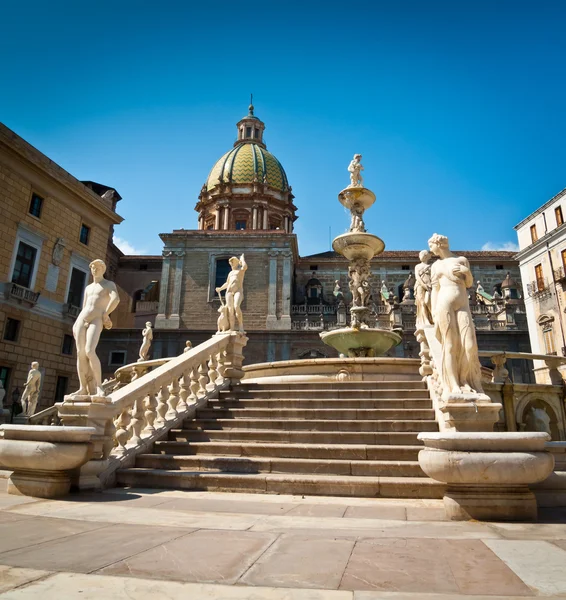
[320,168,403,358]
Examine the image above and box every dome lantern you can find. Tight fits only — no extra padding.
[195,102,297,233]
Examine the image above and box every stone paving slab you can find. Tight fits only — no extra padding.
[0,566,49,594]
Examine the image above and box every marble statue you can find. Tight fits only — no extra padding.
[21,361,42,416]
[215,254,247,332]
[51,237,66,266]
[71,259,120,398]
[349,203,366,233]
[347,154,364,188]
[138,322,153,362]
[333,280,345,305]
[415,250,433,328]
[183,340,193,353]
[348,259,370,308]
[428,233,484,395]
[526,406,552,435]
[217,297,230,333]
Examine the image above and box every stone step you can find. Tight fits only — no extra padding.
[196,408,436,420]
[156,440,422,460]
[208,398,432,409]
[235,381,425,390]
[134,454,426,477]
[220,389,431,400]
[116,469,445,498]
[185,418,439,432]
[171,428,423,445]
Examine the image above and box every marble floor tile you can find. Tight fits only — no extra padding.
[0,517,108,555]
[340,539,531,595]
[0,565,50,594]
[343,505,406,521]
[0,572,354,599]
[241,536,355,589]
[284,504,347,518]
[98,529,277,585]
[484,539,566,595]
[156,497,296,515]
[0,523,190,573]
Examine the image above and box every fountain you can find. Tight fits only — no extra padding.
[320,154,403,357]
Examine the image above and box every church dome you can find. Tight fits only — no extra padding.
[205,143,289,192]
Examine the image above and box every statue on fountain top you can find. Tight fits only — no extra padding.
[348,154,364,188]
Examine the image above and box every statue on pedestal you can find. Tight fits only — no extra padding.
[70,259,120,398]
[21,362,42,416]
[428,234,483,395]
[215,254,248,332]
[138,322,153,362]
[347,154,364,188]
[183,340,193,353]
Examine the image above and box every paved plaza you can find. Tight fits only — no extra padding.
[0,488,565,599]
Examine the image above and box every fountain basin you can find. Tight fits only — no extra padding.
[320,327,402,357]
[338,186,376,211]
[332,232,385,261]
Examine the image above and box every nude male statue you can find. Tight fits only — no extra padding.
[215,254,248,332]
[20,361,42,416]
[71,259,120,397]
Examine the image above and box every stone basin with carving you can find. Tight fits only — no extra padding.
[332,232,385,261]
[320,327,402,357]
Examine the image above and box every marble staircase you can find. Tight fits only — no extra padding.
[116,380,445,498]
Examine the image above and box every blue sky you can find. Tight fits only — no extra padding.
[2,0,565,256]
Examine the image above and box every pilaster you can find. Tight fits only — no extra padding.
[280,250,292,329]
[266,250,278,329]
[155,251,172,328]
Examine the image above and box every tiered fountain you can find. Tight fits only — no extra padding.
[320,155,403,357]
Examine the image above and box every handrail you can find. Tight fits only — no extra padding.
[57,331,248,490]
[478,351,566,364]
[29,405,60,425]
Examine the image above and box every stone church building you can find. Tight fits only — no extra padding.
[0,107,534,412]
[98,105,532,381]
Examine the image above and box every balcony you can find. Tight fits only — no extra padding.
[554,266,566,283]
[526,279,551,300]
[291,304,337,315]
[8,283,40,305]
[63,303,81,319]
[135,301,160,313]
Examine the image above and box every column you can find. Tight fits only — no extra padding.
[223,207,230,230]
[155,251,172,327]
[263,207,268,230]
[284,216,289,233]
[252,207,258,230]
[169,251,185,328]
[266,250,278,329]
[280,250,292,329]
[215,209,221,230]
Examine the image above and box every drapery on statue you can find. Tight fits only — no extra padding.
[414,250,433,328]
[428,233,484,395]
[71,259,120,398]
[347,154,364,187]
[215,254,248,332]
[138,322,153,361]
[21,361,42,416]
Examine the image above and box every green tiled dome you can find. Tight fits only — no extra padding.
[206,143,288,192]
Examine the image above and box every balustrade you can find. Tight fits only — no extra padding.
[57,332,247,490]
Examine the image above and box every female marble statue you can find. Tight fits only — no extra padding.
[138,322,153,361]
[414,250,433,328]
[428,233,483,395]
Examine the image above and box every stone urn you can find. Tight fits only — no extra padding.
[0,425,96,498]
[418,432,554,521]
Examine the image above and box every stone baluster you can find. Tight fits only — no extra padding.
[189,367,200,402]
[143,391,158,435]
[155,383,169,426]
[178,373,190,412]
[216,350,226,386]
[198,362,209,397]
[207,353,219,391]
[114,407,132,455]
[490,354,509,383]
[129,396,145,447]
[166,377,180,420]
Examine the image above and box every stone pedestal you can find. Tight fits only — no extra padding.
[418,432,555,521]
[222,332,249,383]
[0,425,96,498]
[440,392,502,432]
